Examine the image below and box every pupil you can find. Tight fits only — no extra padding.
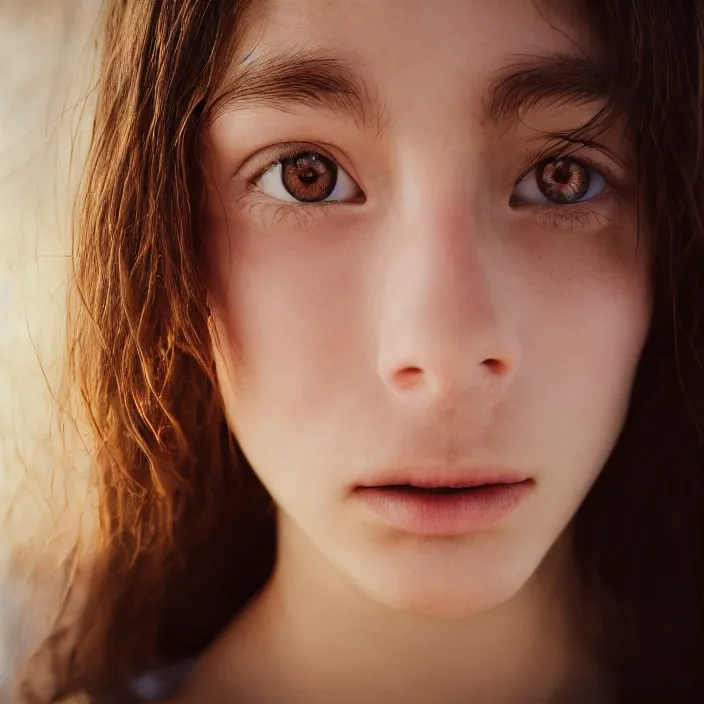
[554,164,571,183]
[299,166,319,184]
[538,157,589,204]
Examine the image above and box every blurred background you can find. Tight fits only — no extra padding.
[0,0,102,692]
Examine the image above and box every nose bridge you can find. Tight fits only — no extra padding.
[376,177,520,403]
[400,217,493,345]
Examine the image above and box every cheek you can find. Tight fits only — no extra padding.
[209,263,367,513]
[538,267,651,382]
[206,220,369,437]
[518,235,652,489]
[513,219,652,381]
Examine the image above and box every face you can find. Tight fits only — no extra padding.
[202,0,652,618]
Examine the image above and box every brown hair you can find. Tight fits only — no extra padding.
[22,0,704,701]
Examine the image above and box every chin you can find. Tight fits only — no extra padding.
[350,551,533,620]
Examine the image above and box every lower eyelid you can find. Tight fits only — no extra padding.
[246,200,619,235]
[244,198,334,230]
[533,192,625,230]
[239,169,625,230]
[535,207,601,231]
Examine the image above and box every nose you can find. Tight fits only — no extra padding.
[376,196,520,408]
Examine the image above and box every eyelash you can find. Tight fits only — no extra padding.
[243,142,625,232]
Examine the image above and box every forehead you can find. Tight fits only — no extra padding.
[233,0,597,110]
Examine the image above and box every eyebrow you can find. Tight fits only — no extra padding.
[209,48,611,135]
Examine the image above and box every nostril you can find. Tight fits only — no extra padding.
[483,358,507,374]
[394,366,424,390]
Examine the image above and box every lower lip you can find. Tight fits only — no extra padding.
[355,482,533,536]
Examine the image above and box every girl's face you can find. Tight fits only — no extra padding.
[203,0,651,616]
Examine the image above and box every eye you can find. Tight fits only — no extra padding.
[256,150,362,204]
[512,156,607,206]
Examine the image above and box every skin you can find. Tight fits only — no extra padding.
[173,0,652,701]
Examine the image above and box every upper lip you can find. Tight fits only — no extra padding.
[356,468,531,490]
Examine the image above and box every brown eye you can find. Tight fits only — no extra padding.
[281,152,337,203]
[512,155,606,209]
[535,157,591,204]
[256,150,362,204]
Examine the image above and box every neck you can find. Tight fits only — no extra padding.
[211,520,603,704]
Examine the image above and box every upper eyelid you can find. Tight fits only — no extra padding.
[516,140,630,188]
[241,141,362,188]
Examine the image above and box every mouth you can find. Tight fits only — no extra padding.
[353,478,534,535]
